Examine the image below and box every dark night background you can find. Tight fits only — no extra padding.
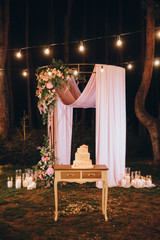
[7,0,160,147]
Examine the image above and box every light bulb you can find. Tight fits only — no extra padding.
[44,48,50,55]
[22,70,27,77]
[73,70,78,76]
[48,71,52,76]
[154,59,160,66]
[117,36,122,46]
[79,42,84,52]
[16,51,22,58]
[127,63,133,70]
[101,66,104,72]
[157,31,160,38]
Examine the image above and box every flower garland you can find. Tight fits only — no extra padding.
[35,59,73,187]
[35,136,55,187]
[36,59,72,125]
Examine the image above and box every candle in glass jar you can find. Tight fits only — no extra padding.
[131,179,136,186]
[121,178,126,187]
[7,177,13,188]
[147,180,152,187]
[15,178,21,189]
[126,175,130,186]
[23,179,28,187]
[137,179,143,188]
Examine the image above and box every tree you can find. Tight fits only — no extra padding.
[0,0,9,138]
[134,0,160,164]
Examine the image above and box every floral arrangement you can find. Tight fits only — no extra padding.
[35,59,84,187]
[36,58,72,124]
[35,136,55,187]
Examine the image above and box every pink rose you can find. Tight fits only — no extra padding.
[39,174,43,180]
[43,76,48,82]
[46,82,53,89]
[46,167,54,175]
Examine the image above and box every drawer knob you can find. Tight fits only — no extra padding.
[67,174,74,177]
[88,173,95,177]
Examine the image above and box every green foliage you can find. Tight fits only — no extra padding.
[10,128,44,165]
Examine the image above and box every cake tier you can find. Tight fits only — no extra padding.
[72,159,93,168]
[75,152,90,161]
[77,145,88,154]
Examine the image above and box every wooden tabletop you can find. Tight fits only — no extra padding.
[54,165,108,170]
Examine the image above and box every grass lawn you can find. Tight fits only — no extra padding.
[0,160,160,240]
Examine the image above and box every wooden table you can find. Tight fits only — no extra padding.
[54,165,109,221]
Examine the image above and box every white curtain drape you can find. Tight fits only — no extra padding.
[52,64,126,187]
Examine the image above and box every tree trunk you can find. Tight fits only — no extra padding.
[0,0,9,138]
[134,0,160,164]
[7,48,14,131]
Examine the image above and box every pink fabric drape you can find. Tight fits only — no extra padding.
[53,100,73,165]
[95,65,126,187]
[51,64,126,187]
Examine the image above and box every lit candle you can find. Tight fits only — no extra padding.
[7,177,13,188]
[131,179,136,186]
[15,178,21,189]
[27,181,36,190]
[137,179,143,188]
[147,180,152,187]
[121,179,126,187]
[23,179,28,187]
[126,175,130,186]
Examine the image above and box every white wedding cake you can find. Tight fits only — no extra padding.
[72,144,93,168]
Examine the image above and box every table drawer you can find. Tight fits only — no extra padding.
[82,172,101,179]
[61,172,80,179]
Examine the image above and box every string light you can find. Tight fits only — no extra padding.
[44,47,50,55]
[2,25,160,75]
[48,71,52,76]
[22,70,27,77]
[73,69,78,75]
[100,66,104,72]
[16,50,22,58]
[79,41,84,52]
[157,31,160,38]
[116,36,122,47]
[154,59,160,66]
[127,63,133,70]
